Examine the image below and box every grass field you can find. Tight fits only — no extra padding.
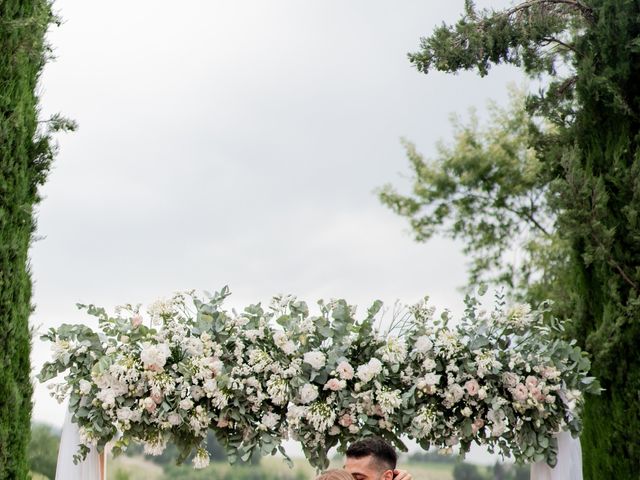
[108,455,164,480]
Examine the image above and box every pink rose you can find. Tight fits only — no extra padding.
[324,378,346,391]
[471,417,485,434]
[151,389,163,404]
[465,379,480,396]
[131,314,143,328]
[530,387,545,402]
[339,414,353,427]
[513,383,528,402]
[143,397,157,414]
[525,375,539,389]
[336,361,354,380]
[217,418,229,428]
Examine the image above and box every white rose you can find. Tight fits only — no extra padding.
[491,420,506,437]
[477,387,488,400]
[140,343,171,371]
[303,351,326,370]
[98,390,116,409]
[299,384,319,404]
[423,372,441,386]
[116,407,133,422]
[191,386,204,402]
[287,404,306,422]
[502,372,519,388]
[203,378,218,396]
[487,409,506,436]
[444,384,464,406]
[130,410,142,422]
[179,398,194,410]
[168,412,182,426]
[414,335,433,354]
[78,379,92,395]
[422,357,437,371]
[282,341,296,355]
[260,412,279,430]
[356,358,383,383]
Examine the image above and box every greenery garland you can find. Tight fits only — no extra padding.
[38,287,600,470]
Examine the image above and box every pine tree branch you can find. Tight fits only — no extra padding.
[520,208,552,237]
[608,257,640,292]
[586,188,640,293]
[458,189,552,237]
[504,0,594,21]
[541,36,580,55]
[590,232,640,292]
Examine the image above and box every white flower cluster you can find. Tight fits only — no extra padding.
[39,291,600,470]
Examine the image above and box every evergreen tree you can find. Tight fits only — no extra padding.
[384,1,639,477]
[0,1,74,477]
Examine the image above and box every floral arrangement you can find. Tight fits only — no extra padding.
[38,287,600,470]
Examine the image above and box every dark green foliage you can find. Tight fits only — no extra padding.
[452,462,485,480]
[493,462,530,480]
[125,431,230,465]
[407,450,457,464]
[28,423,60,479]
[0,1,74,478]
[391,0,640,477]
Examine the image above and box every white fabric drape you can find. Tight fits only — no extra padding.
[531,431,582,480]
[55,407,102,480]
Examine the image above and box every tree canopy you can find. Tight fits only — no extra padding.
[382,1,640,477]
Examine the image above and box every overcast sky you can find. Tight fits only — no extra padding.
[31,0,522,464]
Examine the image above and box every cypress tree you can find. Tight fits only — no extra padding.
[404,1,640,477]
[0,2,73,477]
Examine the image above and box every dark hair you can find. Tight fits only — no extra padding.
[345,437,397,471]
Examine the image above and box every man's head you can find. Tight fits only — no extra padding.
[344,437,398,480]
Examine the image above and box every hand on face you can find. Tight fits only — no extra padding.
[392,469,412,480]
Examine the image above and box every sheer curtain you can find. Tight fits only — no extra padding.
[55,407,102,480]
[530,431,582,480]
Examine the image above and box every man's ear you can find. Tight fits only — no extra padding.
[382,470,394,480]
